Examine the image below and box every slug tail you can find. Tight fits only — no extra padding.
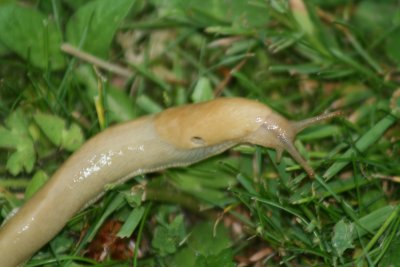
[291,111,342,134]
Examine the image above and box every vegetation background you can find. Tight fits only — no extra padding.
[0,0,399,266]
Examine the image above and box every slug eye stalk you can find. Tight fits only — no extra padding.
[288,111,342,177]
[291,111,343,134]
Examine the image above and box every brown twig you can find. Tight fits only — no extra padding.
[61,43,133,78]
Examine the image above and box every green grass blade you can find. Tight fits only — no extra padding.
[323,114,398,181]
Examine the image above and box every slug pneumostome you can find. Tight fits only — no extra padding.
[0,97,340,266]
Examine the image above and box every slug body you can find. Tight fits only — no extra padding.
[0,98,339,266]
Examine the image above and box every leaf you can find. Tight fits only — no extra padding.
[0,3,65,70]
[189,221,231,256]
[229,0,270,29]
[359,189,387,213]
[136,94,163,114]
[191,77,213,103]
[353,1,398,40]
[168,247,197,267]
[24,170,49,200]
[66,0,135,58]
[0,109,35,175]
[168,159,237,205]
[332,219,354,257]
[195,249,235,267]
[352,205,396,238]
[167,222,235,267]
[122,186,144,208]
[6,146,35,175]
[380,237,400,267]
[385,28,400,66]
[61,123,84,152]
[34,113,64,146]
[152,226,179,256]
[0,40,9,56]
[151,0,269,29]
[34,113,84,152]
[290,0,315,37]
[167,221,234,267]
[323,114,398,181]
[117,206,145,238]
[105,87,137,122]
[152,215,186,256]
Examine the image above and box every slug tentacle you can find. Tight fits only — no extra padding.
[291,111,342,133]
[275,148,284,163]
[278,136,315,177]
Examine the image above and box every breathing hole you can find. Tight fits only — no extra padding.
[191,136,205,146]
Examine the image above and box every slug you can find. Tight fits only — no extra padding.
[0,97,340,266]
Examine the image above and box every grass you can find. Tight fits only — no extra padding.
[0,0,400,266]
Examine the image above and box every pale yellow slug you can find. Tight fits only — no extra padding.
[0,97,340,266]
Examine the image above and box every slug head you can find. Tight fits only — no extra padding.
[244,110,341,177]
[155,98,341,177]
